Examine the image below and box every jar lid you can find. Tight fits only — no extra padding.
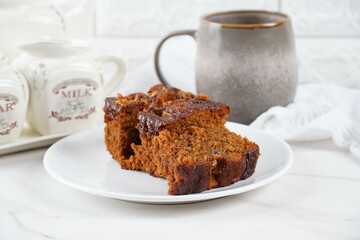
[16,35,91,58]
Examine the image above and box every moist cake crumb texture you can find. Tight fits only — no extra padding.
[104,84,260,195]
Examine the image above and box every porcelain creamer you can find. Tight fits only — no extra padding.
[13,37,126,135]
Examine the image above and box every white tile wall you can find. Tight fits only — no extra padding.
[281,0,360,37]
[93,0,360,87]
[95,0,278,37]
[296,38,360,87]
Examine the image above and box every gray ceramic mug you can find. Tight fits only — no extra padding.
[155,10,298,124]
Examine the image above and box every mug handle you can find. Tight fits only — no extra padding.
[97,56,126,96]
[154,30,196,86]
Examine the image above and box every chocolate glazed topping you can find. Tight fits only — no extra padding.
[104,93,154,122]
[138,98,229,135]
[104,97,122,121]
[137,111,173,136]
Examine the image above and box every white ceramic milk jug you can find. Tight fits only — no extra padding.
[0,53,29,144]
[13,36,126,135]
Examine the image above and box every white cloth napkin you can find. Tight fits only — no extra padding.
[250,83,360,159]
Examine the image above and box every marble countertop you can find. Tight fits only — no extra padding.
[1,37,359,239]
[0,139,359,240]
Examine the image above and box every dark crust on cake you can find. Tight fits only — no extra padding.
[171,163,212,195]
[148,85,195,100]
[104,93,151,122]
[104,85,200,123]
[165,98,229,117]
[104,97,121,121]
[169,147,259,195]
[138,98,230,136]
[212,157,245,187]
[137,111,170,136]
[241,148,260,180]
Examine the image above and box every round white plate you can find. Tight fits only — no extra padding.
[44,122,293,204]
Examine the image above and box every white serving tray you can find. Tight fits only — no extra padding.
[0,123,101,156]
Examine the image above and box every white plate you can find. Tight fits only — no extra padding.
[0,125,69,156]
[43,122,293,204]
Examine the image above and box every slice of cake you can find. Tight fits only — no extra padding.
[104,85,260,195]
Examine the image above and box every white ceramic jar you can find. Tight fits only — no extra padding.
[0,53,29,144]
[13,36,126,135]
